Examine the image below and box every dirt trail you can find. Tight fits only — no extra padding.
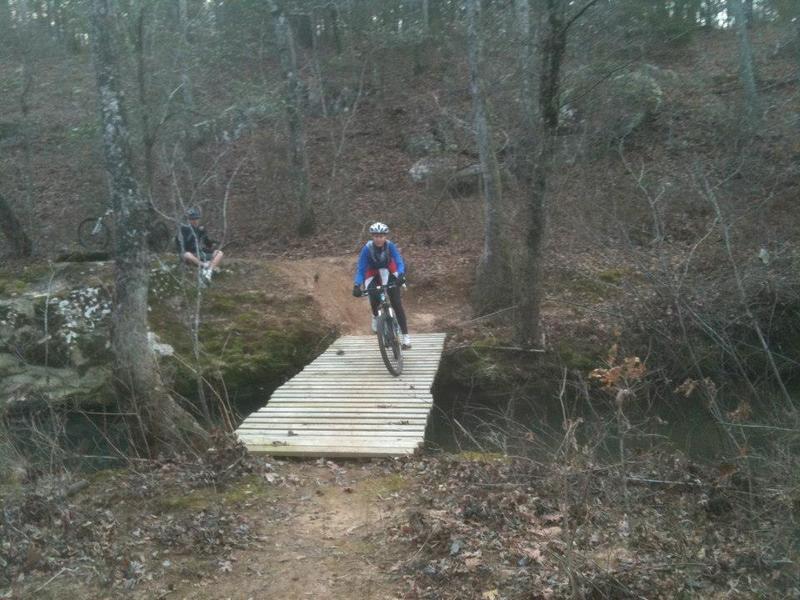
[161,462,408,600]
[273,256,442,336]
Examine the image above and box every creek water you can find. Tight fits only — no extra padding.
[425,370,784,462]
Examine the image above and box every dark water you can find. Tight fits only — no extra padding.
[424,373,769,461]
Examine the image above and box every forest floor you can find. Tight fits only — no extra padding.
[3,436,797,599]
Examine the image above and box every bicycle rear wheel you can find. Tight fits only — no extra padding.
[377,312,403,376]
[147,221,173,252]
[77,217,110,251]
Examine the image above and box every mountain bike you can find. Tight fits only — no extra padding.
[363,283,404,376]
[78,208,173,253]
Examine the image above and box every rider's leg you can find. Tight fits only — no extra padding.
[209,249,224,270]
[183,252,201,267]
[365,278,380,332]
[387,286,408,334]
[366,278,380,317]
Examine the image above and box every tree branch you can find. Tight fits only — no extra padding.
[563,0,602,33]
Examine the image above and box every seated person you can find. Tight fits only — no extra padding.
[176,207,223,284]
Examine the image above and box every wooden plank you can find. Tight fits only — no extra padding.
[241,414,429,422]
[239,426,426,435]
[241,417,428,425]
[262,403,431,410]
[237,429,426,437]
[238,419,428,427]
[261,405,431,411]
[270,390,432,404]
[246,446,417,457]
[239,417,427,430]
[236,434,420,447]
[251,407,430,414]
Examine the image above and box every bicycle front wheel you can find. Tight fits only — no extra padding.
[377,313,403,376]
[77,217,110,251]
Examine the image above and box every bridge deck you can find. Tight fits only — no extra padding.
[235,333,447,457]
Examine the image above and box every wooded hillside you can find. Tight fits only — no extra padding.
[1,1,799,598]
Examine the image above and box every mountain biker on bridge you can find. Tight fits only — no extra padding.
[177,207,224,285]
[352,222,411,349]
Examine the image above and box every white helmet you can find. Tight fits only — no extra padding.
[369,222,390,234]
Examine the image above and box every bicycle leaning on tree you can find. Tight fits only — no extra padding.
[77,207,173,253]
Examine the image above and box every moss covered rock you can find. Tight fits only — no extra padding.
[0,259,330,416]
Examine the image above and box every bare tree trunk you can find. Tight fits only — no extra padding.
[795,10,800,71]
[16,0,36,250]
[0,0,11,41]
[422,0,429,36]
[176,0,196,145]
[329,3,342,55]
[744,0,754,27]
[515,0,537,131]
[269,0,315,236]
[466,0,511,315]
[514,0,568,346]
[0,192,33,257]
[89,0,207,455]
[728,0,761,125]
[135,5,155,200]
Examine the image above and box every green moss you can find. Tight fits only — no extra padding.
[549,268,642,303]
[361,473,410,496]
[441,338,521,385]
[87,467,125,485]
[597,268,627,284]
[0,278,28,295]
[458,451,509,463]
[555,338,604,372]
[155,476,273,512]
[156,489,219,512]
[149,275,329,412]
[221,475,274,503]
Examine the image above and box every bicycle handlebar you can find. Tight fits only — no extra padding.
[357,282,406,297]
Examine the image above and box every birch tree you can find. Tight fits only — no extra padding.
[269,0,316,236]
[90,0,206,454]
[466,0,512,315]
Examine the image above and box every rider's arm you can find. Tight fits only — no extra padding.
[388,241,405,275]
[354,245,369,286]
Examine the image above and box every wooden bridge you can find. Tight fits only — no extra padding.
[235,333,447,457]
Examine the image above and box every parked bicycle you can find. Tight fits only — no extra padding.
[78,208,173,253]
[362,282,404,376]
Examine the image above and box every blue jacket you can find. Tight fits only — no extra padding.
[354,240,405,286]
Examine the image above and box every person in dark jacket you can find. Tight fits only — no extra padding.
[176,207,224,285]
[352,221,411,349]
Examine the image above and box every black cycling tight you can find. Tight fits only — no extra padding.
[367,278,408,334]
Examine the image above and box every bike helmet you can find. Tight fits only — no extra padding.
[369,222,390,234]
[186,207,201,220]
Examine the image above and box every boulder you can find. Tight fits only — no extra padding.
[0,351,111,410]
[563,64,666,145]
[405,133,444,158]
[409,156,482,197]
[0,284,114,409]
